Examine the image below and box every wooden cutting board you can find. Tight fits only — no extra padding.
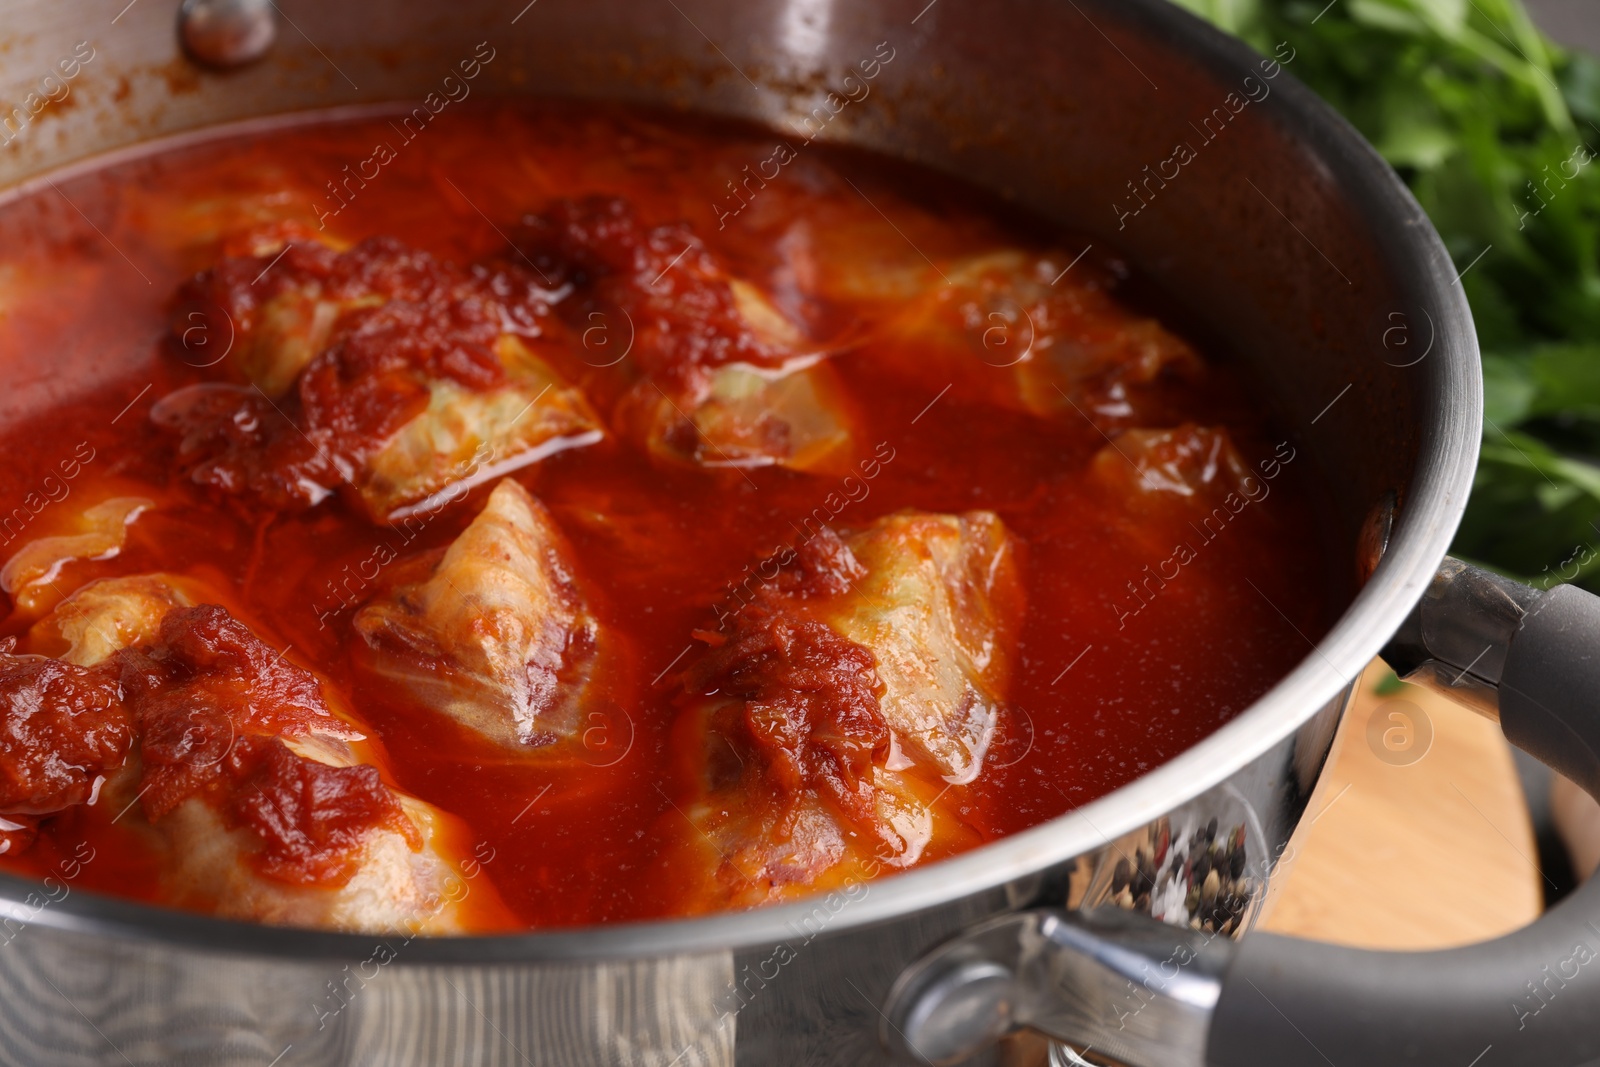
[1262,659,1542,948]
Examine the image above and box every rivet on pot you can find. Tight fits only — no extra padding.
[178,0,276,69]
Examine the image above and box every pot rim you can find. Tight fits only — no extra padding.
[0,0,1481,963]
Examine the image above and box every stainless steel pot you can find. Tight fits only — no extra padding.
[2,1,1596,1065]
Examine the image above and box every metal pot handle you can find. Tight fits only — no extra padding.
[881,559,1600,1066]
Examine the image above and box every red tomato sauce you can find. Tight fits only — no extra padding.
[0,101,1334,929]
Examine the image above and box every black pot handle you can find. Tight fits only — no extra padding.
[883,561,1600,1066]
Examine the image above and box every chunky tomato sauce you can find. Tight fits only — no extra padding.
[0,102,1332,930]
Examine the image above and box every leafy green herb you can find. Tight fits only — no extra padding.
[1373,668,1410,694]
[1174,0,1600,590]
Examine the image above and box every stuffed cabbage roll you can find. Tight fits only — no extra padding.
[660,510,1022,909]
[870,250,1202,426]
[517,196,857,474]
[158,237,603,519]
[13,577,492,933]
[765,217,1202,428]
[1088,424,1253,512]
[354,478,600,753]
[825,511,1021,780]
[1083,423,1294,573]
